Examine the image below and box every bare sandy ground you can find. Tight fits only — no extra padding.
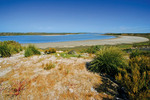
[22,36,149,48]
[0,52,114,99]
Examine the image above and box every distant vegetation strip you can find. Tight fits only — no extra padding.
[105,33,150,39]
[105,33,150,45]
[0,32,83,36]
[105,33,150,35]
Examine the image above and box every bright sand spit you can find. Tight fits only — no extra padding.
[22,36,149,48]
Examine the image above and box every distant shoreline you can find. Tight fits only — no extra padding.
[21,36,149,49]
[40,34,71,36]
[0,32,83,36]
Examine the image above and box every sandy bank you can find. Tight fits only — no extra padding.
[21,36,149,48]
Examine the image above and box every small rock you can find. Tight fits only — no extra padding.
[103,93,106,95]
[68,50,77,55]
[69,88,74,93]
[91,87,95,92]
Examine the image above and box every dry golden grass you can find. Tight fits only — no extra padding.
[0,53,113,100]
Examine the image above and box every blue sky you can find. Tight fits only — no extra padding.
[0,0,150,33]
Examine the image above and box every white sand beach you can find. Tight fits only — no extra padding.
[21,36,149,48]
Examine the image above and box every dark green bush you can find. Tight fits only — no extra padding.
[89,47,126,77]
[130,50,150,58]
[0,44,11,57]
[24,45,41,57]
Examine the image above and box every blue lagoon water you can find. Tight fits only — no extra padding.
[0,33,116,44]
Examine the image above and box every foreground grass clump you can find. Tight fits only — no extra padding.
[0,41,23,57]
[116,56,150,100]
[44,48,56,54]
[89,47,126,77]
[24,45,41,57]
[44,62,55,70]
[3,79,29,96]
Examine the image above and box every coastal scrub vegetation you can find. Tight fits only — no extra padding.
[88,46,150,99]
[0,33,149,100]
[0,41,23,57]
[116,56,150,99]
[24,45,41,57]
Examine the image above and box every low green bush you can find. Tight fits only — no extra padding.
[24,45,41,57]
[89,47,126,77]
[59,53,75,58]
[82,45,102,54]
[0,41,22,57]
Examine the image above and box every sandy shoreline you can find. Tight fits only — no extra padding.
[21,36,149,48]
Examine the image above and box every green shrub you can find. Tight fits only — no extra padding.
[44,48,56,54]
[24,48,33,57]
[0,41,22,57]
[44,63,55,70]
[0,44,11,57]
[116,56,150,100]
[24,45,41,57]
[89,47,126,77]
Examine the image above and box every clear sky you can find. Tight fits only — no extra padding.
[0,0,150,33]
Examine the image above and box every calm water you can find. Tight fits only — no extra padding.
[0,33,116,44]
